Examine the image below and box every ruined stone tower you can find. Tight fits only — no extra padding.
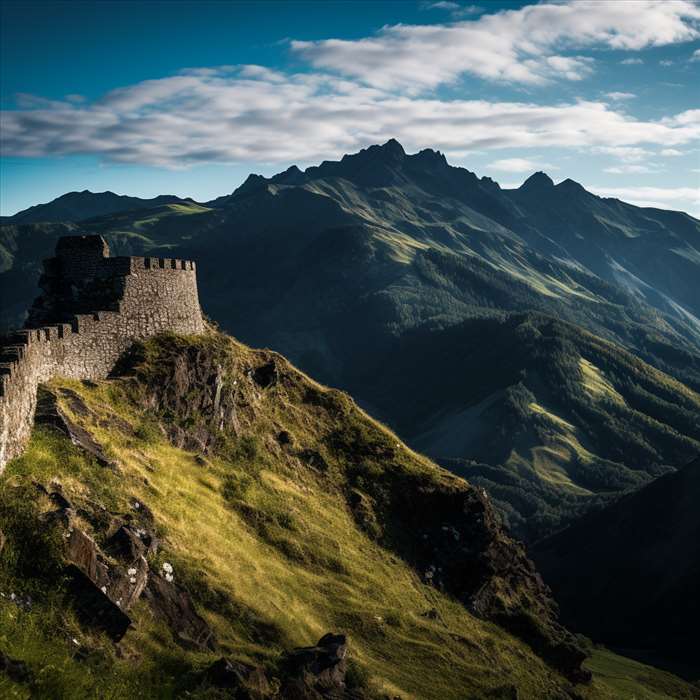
[0,235,205,470]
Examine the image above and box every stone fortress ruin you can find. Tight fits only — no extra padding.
[0,235,204,470]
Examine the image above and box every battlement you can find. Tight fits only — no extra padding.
[0,235,205,470]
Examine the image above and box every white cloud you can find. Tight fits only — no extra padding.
[605,91,636,100]
[425,1,460,9]
[589,185,700,215]
[422,2,483,15]
[691,48,700,61]
[2,68,699,168]
[660,148,684,156]
[594,146,653,162]
[292,0,700,90]
[603,164,658,173]
[659,59,675,66]
[620,57,644,65]
[488,158,556,172]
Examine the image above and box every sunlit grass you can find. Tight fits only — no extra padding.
[1,332,696,699]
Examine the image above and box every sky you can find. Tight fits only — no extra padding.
[1,0,699,216]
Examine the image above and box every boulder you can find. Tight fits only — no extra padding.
[63,520,150,618]
[66,565,132,642]
[106,524,147,561]
[64,525,99,582]
[106,555,149,612]
[280,633,349,696]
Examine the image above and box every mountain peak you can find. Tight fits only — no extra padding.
[519,171,555,191]
[358,138,406,163]
[380,138,406,156]
[556,178,587,194]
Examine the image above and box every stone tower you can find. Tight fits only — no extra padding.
[0,235,205,470]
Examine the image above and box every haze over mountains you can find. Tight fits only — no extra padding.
[2,139,699,541]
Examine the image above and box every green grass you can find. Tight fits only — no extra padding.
[583,649,700,700]
[1,332,697,699]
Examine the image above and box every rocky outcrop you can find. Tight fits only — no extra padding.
[349,469,590,683]
[279,633,353,698]
[202,634,364,700]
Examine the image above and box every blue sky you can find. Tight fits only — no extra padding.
[1,0,699,216]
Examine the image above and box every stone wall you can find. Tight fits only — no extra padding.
[0,236,204,470]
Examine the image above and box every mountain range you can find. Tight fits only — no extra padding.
[2,139,700,690]
[3,140,699,543]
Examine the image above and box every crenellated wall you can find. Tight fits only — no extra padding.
[0,235,205,470]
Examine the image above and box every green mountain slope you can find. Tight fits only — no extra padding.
[1,330,696,699]
[533,457,700,678]
[359,313,700,541]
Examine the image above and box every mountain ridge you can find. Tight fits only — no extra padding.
[3,190,194,224]
[2,139,699,543]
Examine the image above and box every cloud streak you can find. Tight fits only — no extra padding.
[292,0,700,90]
[488,158,556,173]
[2,67,699,168]
[589,184,700,214]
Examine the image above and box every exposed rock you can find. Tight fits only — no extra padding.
[59,388,90,417]
[66,565,132,642]
[49,490,73,510]
[280,633,350,698]
[106,555,149,612]
[34,388,116,468]
[106,524,147,561]
[63,518,150,615]
[348,471,590,683]
[0,650,32,683]
[64,526,99,582]
[144,573,216,651]
[203,657,272,698]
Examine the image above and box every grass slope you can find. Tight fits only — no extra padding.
[0,331,694,698]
